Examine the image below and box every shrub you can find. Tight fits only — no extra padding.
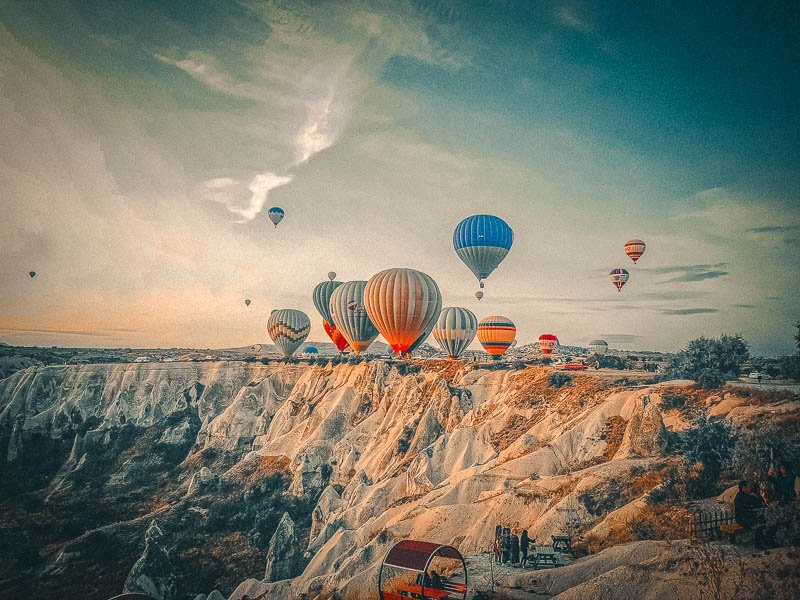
[663,334,750,388]
[598,354,626,369]
[548,373,572,388]
[680,414,735,498]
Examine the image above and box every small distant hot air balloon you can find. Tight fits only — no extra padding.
[304,346,319,355]
[252,344,262,354]
[268,207,285,227]
[477,316,516,358]
[323,320,351,353]
[364,268,442,355]
[588,339,608,355]
[609,268,630,292]
[433,307,478,359]
[29,271,36,278]
[328,271,336,281]
[538,334,559,355]
[329,281,379,354]
[244,299,251,306]
[267,309,310,357]
[453,215,513,290]
[475,291,484,301]
[624,239,646,263]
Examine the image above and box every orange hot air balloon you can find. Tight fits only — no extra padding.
[624,239,646,263]
[538,334,559,355]
[323,320,351,353]
[364,268,442,355]
[477,316,516,357]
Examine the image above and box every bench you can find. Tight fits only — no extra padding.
[529,545,558,569]
[551,535,574,556]
[720,523,745,543]
[442,580,467,595]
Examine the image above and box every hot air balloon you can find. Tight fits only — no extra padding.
[624,239,646,263]
[313,279,343,326]
[477,316,516,358]
[244,299,251,306]
[327,271,336,281]
[329,281,379,354]
[453,215,513,289]
[29,271,36,278]
[364,268,442,355]
[268,207,285,227]
[588,340,608,355]
[538,334,559,355]
[267,309,310,357]
[433,307,478,359]
[304,346,319,355]
[323,320,351,353]
[475,291,484,301]
[609,268,629,292]
[252,344,262,354]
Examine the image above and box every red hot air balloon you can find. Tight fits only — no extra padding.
[538,334,559,355]
[323,320,351,353]
[624,239,646,263]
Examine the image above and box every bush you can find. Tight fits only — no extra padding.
[663,334,750,388]
[680,414,735,498]
[598,354,626,369]
[548,373,572,388]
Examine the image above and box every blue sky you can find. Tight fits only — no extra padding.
[0,0,798,354]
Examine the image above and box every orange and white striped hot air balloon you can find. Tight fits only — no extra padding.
[364,268,442,355]
[624,239,646,263]
[477,315,516,358]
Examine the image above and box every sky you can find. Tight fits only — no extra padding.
[0,0,798,355]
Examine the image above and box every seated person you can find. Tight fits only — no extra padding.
[734,480,764,529]
[429,569,444,590]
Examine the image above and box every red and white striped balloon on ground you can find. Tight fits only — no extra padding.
[538,334,559,355]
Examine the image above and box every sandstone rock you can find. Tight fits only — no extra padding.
[187,466,217,496]
[616,396,668,458]
[123,520,177,600]
[265,512,301,582]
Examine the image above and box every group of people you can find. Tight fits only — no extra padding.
[492,525,532,567]
[734,462,797,546]
[415,569,444,590]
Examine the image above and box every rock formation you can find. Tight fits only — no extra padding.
[123,520,177,600]
[265,512,301,582]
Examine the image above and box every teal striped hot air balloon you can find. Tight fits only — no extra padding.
[329,281,379,355]
[267,309,310,357]
[433,307,478,359]
[313,279,343,326]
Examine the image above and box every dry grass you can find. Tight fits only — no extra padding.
[223,454,291,486]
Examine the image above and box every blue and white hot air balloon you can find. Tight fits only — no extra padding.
[268,207,285,227]
[453,214,513,289]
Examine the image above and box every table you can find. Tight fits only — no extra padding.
[551,535,574,556]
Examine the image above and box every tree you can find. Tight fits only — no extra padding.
[680,414,735,497]
[663,334,750,388]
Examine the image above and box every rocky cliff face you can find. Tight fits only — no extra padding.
[2,360,796,600]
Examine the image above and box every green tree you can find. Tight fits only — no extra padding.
[663,334,750,388]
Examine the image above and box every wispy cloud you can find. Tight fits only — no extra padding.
[661,308,719,315]
[746,225,800,234]
[733,304,755,308]
[600,334,643,344]
[644,263,729,283]
[553,6,593,32]
[206,172,292,223]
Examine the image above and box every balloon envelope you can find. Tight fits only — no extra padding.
[329,281,379,354]
[364,268,442,354]
[538,334,559,355]
[475,291,483,301]
[328,271,337,281]
[244,299,251,306]
[323,320,351,353]
[624,239,646,263]
[29,271,36,278]
[589,339,608,355]
[267,309,310,357]
[433,307,478,359]
[268,207,285,227]
[313,280,343,326]
[453,214,513,284]
[609,268,630,291]
[477,315,516,357]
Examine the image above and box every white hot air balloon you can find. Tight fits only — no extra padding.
[433,307,477,359]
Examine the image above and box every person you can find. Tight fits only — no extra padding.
[776,463,797,504]
[759,478,777,506]
[501,527,511,564]
[520,530,530,567]
[416,571,432,587]
[510,532,520,565]
[429,570,443,590]
[734,481,764,529]
[493,528,502,564]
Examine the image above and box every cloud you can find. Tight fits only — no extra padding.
[644,263,729,283]
[661,308,719,315]
[640,291,710,301]
[733,304,755,308]
[600,334,644,344]
[0,327,135,337]
[746,225,800,233]
[553,6,593,32]
[207,172,293,223]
